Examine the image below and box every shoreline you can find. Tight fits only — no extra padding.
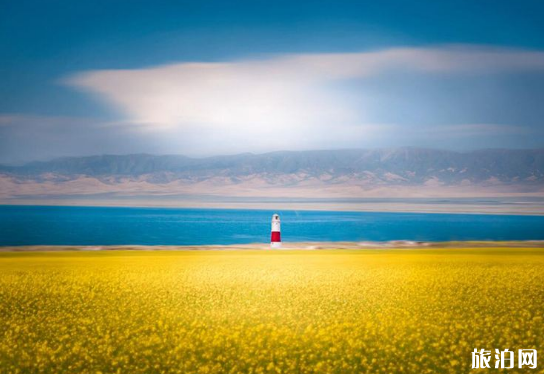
[2,200,544,216]
[2,241,544,252]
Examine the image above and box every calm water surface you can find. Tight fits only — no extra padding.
[1,205,543,246]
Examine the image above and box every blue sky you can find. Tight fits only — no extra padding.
[1,0,544,163]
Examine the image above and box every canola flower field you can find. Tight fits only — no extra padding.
[0,248,543,374]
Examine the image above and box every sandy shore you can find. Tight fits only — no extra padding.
[3,199,544,215]
[2,241,544,251]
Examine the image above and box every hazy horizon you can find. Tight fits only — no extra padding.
[4,145,544,166]
[2,149,543,211]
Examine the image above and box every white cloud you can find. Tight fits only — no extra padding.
[63,45,544,154]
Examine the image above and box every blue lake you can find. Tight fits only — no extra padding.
[0,205,543,246]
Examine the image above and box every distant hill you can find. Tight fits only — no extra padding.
[1,148,543,199]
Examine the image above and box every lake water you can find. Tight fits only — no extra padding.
[1,205,543,246]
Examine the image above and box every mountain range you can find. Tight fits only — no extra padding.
[1,148,543,200]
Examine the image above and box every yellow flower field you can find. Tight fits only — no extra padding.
[0,249,543,374]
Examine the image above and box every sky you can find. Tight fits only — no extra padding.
[1,0,544,164]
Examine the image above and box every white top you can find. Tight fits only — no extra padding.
[271,214,281,232]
